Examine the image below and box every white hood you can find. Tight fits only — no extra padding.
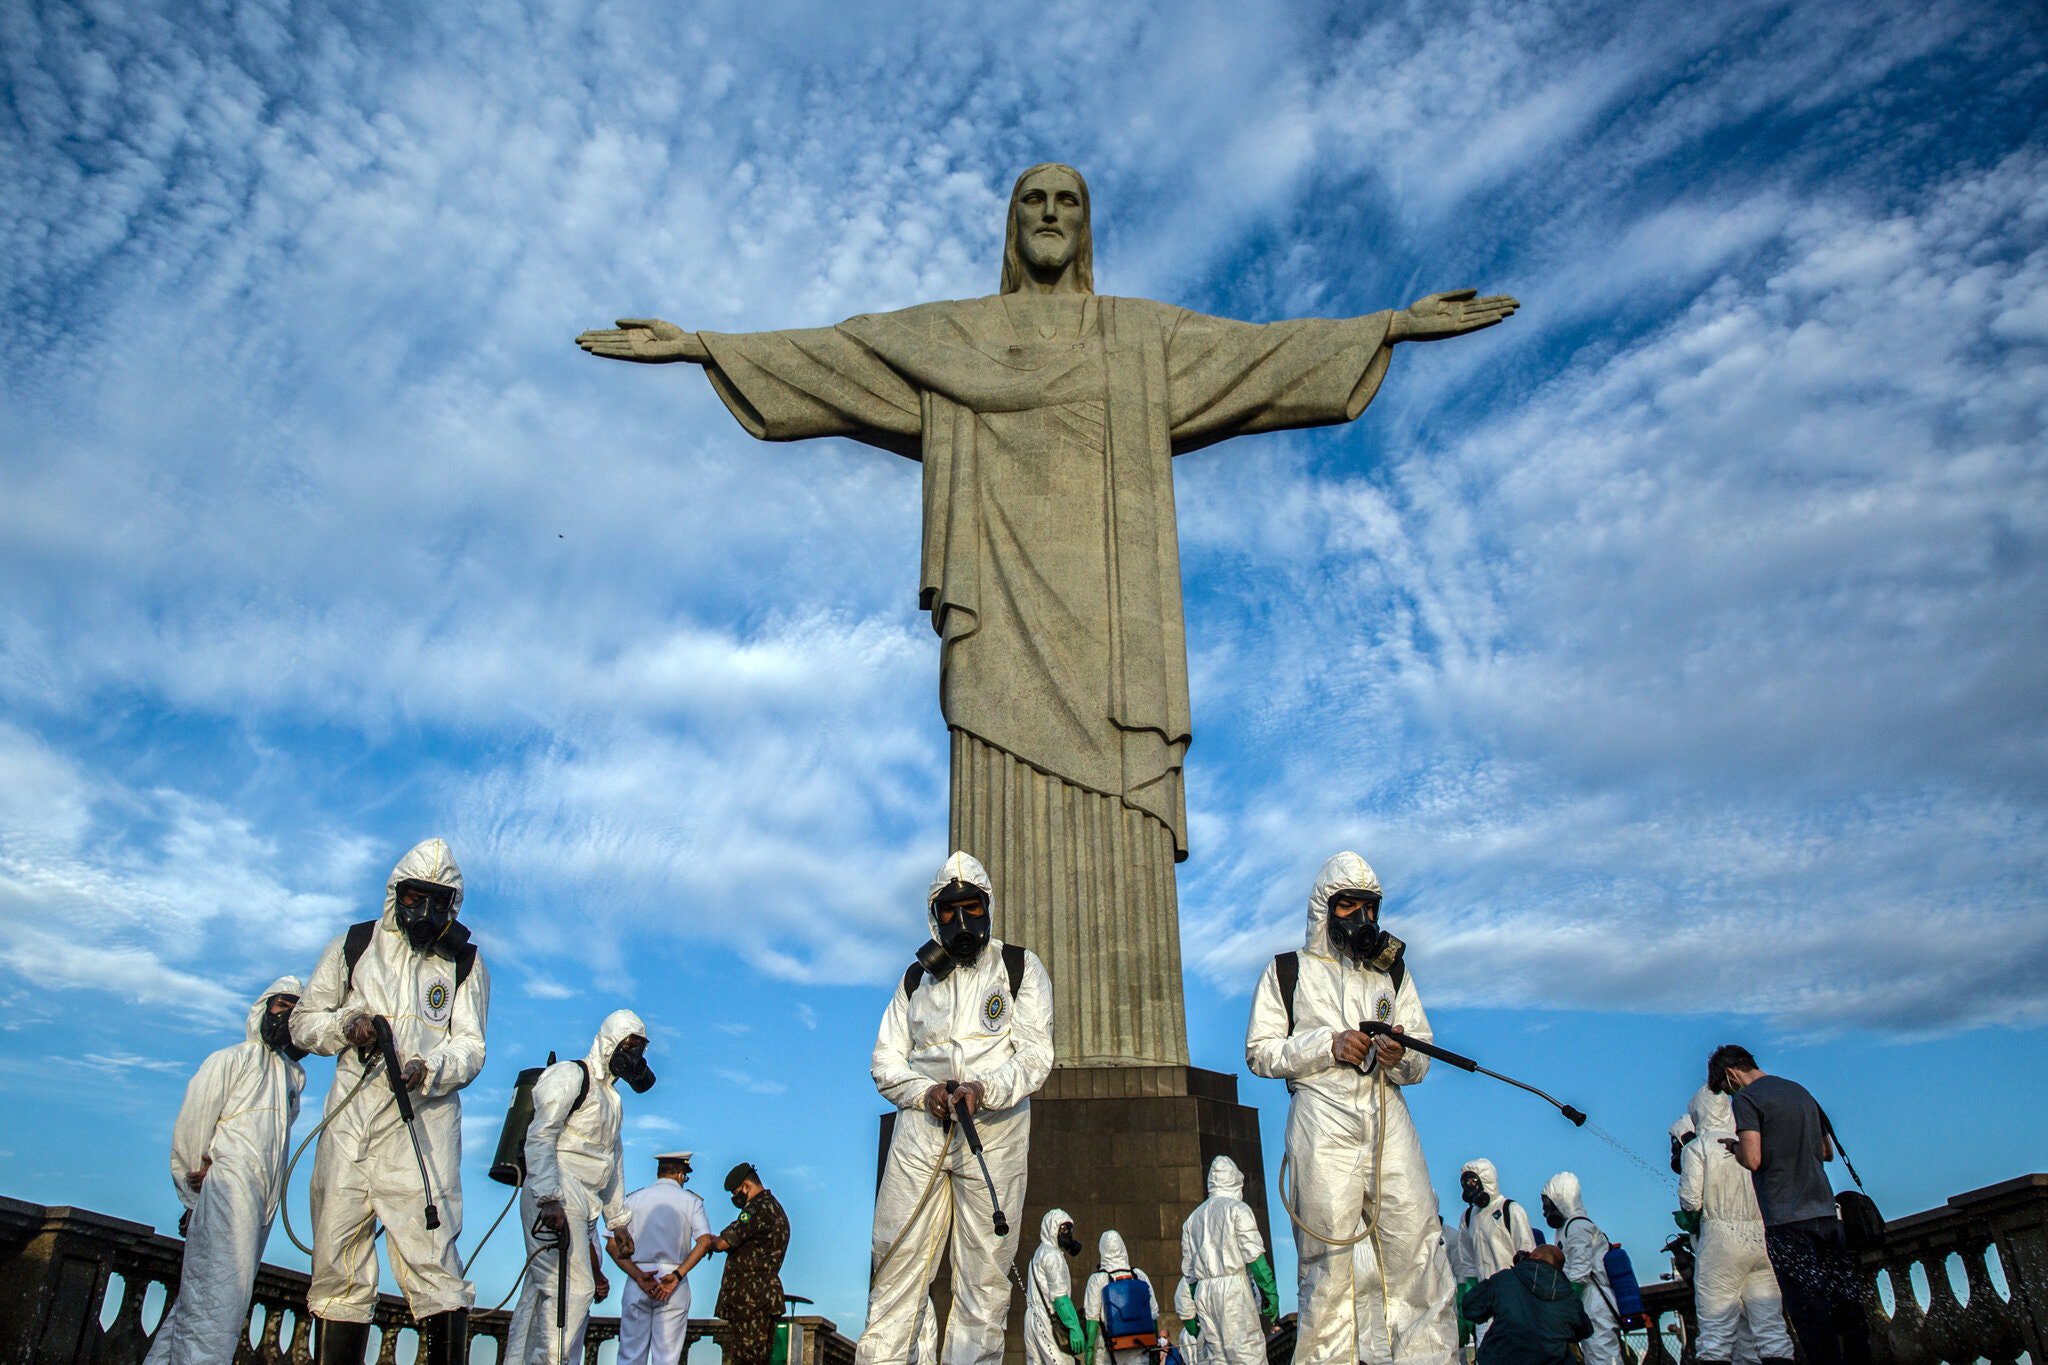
[1541,1171,1587,1223]
[1461,1158,1502,1201]
[246,974,305,1047]
[1670,1112,1698,1142]
[585,1008,648,1084]
[1303,851,1380,958]
[1688,1084,1735,1135]
[1040,1205,1073,1244]
[379,837,465,928]
[1206,1154,1244,1199]
[1098,1229,1131,1273]
[926,850,996,939]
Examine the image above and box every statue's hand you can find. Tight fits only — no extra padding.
[1390,289,1519,342]
[575,317,709,364]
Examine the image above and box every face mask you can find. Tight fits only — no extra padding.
[1541,1199,1565,1230]
[730,1189,749,1210]
[1461,1178,1489,1209]
[1058,1225,1082,1258]
[1670,1131,1695,1174]
[928,883,991,972]
[393,879,458,952]
[610,1037,656,1094]
[261,998,308,1060]
[1325,891,1391,966]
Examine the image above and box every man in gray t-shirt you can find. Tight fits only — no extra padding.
[1709,1045,1870,1365]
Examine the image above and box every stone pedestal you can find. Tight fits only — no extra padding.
[885,1064,1268,1365]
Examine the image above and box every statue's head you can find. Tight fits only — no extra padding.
[1001,163,1093,295]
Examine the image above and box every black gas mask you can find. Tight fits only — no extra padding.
[610,1035,656,1094]
[1460,1172,1490,1208]
[1541,1196,1565,1230]
[917,881,992,980]
[393,878,460,953]
[1057,1222,1082,1258]
[1671,1129,1696,1174]
[261,994,308,1060]
[1326,888,1400,971]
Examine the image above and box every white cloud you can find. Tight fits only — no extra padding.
[716,1068,789,1097]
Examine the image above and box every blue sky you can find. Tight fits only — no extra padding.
[3,0,2045,1347]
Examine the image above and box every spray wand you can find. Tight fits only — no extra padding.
[1357,1020,1587,1126]
[946,1081,1011,1237]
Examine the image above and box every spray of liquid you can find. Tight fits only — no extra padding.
[1584,1119,1679,1195]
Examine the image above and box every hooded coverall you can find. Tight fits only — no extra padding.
[293,839,489,1324]
[1541,1172,1621,1365]
[1459,1158,1534,1345]
[1173,1279,1206,1365]
[858,852,1055,1365]
[1681,1087,1794,1363]
[1083,1230,1157,1365]
[506,1009,644,1364]
[145,977,305,1365]
[1180,1155,1275,1365]
[1024,1207,1085,1365]
[1246,852,1457,1365]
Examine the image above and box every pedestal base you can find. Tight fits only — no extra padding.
[884,1065,1268,1365]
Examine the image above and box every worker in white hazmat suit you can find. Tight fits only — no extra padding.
[1082,1229,1158,1365]
[1457,1157,1534,1345]
[1681,1086,1795,1364]
[857,851,1055,1365]
[1246,851,1457,1365]
[292,838,489,1365]
[1025,1207,1087,1365]
[1179,1155,1277,1365]
[1540,1172,1622,1365]
[145,977,307,1365]
[506,1009,651,1363]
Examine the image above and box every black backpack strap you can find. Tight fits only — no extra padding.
[1389,950,1406,993]
[1003,943,1026,999]
[1275,952,1299,1033]
[571,1060,592,1115]
[342,919,378,992]
[453,941,478,991]
[902,962,924,1000]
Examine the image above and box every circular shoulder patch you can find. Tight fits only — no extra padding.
[1374,992,1394,1024]
[982,991,1008,1029]
[420,974,454,1026]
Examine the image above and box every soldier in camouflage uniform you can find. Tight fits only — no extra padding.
[714,1163,791,1365]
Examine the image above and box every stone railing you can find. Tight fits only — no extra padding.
[1631,1174,2047,1365]
[0,1194,855,1365]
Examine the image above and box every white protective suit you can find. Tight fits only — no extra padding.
[858,852,1055,1365]
[1024,1207,1081,1365]
[1541,1172,1621,1365]
[1083,1230,1157,1365]
[145,977,306,1365]
[506,1009,644,1364]
[1179,1155,1268,1365]
[1457,1159,1534,1282]
[292,839,490,1322]
[1442,1218,1472,1284]
[1681,1087,1794,1362]
[1246,852,1457,1365]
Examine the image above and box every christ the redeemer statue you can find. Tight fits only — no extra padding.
[578,164,1516,1067]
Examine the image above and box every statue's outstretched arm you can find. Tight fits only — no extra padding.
[575,317,710,364]
[1387,289,1519,343]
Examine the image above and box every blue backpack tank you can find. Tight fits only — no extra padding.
[1101,1272,1158,1350]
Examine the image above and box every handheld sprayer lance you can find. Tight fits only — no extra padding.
[1356,1020,1587,1126]
[371,1016,444,1228]
[946,1081,1011,1238]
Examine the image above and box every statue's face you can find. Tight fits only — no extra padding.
[1013,167,1086,276]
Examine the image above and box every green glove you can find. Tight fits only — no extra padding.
[1249,1254,1280,1323]
[1083,1318,1101,1361]
[1185,1319,1201,1338]
[1673,1208,1701,1235]
[1055,1297,1084,1357]
[1456,1277,1479,1328]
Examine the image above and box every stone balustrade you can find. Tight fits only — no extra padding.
[0,1194,854,1365]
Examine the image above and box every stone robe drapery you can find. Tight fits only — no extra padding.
[699,296,1393,1065]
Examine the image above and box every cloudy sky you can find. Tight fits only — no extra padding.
[3,0,2044,1346]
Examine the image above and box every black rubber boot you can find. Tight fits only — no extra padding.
[421,1308,471,1365]
[314,1317,371,1365]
